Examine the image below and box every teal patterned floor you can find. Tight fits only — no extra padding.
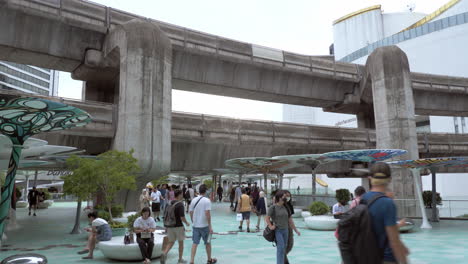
[2,202,468,263]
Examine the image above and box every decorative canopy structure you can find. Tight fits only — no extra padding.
[0,95,91,238]
[225,157,302,193]
[273,149,407,196]
[388,157,468,229]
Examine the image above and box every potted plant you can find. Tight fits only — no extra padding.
[304,201,338,230]
[423,190,442,221]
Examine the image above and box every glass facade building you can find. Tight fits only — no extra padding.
[0,61,59,96]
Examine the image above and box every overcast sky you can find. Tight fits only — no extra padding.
[58,0,448,121]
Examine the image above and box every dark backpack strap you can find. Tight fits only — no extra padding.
[362,193,386,208]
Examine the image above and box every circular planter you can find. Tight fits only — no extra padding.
[304,215,339,231]
[292,208,302,218]
[301,211,311,218]
[112,227,127,237]
[399,219,415,233]
[16,201,28,208]
[37,200,54,209]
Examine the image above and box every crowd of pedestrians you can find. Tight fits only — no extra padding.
[74,161,410,264]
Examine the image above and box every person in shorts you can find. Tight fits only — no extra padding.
[28,187,39,216]
[161,190,190,264]
[151,186,162,221]
[77,212,112,259]
[236,188,253,232]
[189,184,217,264]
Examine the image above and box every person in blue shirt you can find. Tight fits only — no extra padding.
[361,162,409,264]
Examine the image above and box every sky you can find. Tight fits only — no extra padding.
[58,0,449,122]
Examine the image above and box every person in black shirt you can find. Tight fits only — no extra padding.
[28,187,39,216]
[161,190,190,264]
[216,185,223,203]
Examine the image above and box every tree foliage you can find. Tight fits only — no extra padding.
[335,188,351,204]
[63,155,98,201]
[151,175,169,188]
[95,150,139,220]
[64,150,140,220]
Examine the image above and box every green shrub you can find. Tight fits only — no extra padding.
[109,221,127,229]
[422,191,442,208]
[37,189,52,200]
[93,204,124,218]
[335,189,351,204]
[127,213,141,230]
[15,187,22,200]
[97,210,111,222]
[309,201,329,215]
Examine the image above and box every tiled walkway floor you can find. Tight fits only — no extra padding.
[2,201,468,263]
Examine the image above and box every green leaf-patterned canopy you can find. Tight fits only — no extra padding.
[0,96,91,143]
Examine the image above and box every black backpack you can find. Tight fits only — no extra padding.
[337,193,386,264]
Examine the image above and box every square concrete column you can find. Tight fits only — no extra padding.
[103,19,172,210]
[365,46,419,217]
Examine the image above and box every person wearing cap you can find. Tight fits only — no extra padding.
[360,162,409,264]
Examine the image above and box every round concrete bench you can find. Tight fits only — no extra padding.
[16,201,28,208]
[99,232,165,261]
[304,215,339,231]
[37,200,53,209]
[301,211,311,218]
[399,219,415,233]
[292,209,302,218]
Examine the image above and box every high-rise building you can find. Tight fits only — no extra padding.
[0,61,59,96]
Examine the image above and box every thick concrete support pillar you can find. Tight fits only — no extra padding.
[366,46,419,217]
[103,19,172,210]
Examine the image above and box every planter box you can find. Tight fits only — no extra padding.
[304,215,338,231]
[425,208,439,222]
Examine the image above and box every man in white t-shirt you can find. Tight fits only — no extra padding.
[151,187,162,221]
[189,184,216,264]
[332,201,346,219]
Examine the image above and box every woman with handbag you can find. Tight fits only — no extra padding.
[265,190,300,264]
[133,207,157,264]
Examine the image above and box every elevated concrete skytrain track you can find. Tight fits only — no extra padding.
[2,0,468,210]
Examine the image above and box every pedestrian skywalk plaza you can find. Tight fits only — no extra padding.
[3,202,468,263]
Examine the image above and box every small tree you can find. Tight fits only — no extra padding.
[63,155,99,234]
[309,201,329,215]
[422,190,442,208]
[94,150,139,221]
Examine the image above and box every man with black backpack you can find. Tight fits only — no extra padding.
[161,190,190,264]
[338,162,409,264]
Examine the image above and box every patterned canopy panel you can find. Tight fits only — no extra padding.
[225,157,293,172]
[272,154,325,167]
[0,96,91,142]
[321,149,407,163]
[387,157,468,169]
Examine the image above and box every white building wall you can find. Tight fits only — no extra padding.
[437,0,468,19]
[382,12,426,37]
[333,9,384,60]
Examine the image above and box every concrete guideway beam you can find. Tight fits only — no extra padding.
[102,19,172,209]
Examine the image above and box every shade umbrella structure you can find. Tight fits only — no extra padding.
[274,149,407,199]
[387,157,468,229]
[0,95,91,239]
[225,157,299,194]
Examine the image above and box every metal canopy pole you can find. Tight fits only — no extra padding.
[431,169,439,222]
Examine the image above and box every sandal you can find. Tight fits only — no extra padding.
[207,258,217,264]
